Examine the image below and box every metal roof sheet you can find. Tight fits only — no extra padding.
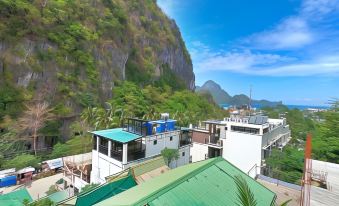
[0,188,33,206]
[94,157,276,206]
[90,128,142,143]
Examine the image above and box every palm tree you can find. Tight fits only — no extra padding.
[234,175,291,206]
[18,101,54,155]
[234,176,257,206]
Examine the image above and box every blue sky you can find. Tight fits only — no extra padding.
[158,0,339,106]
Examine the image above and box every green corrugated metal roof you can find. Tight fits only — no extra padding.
[132,156,166,177]
[90,128,141,143]
[0,188,33,206]
[47,191,69,204]
[94,157,276,206]
[74,173,137,206]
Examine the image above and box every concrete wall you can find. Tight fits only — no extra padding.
[91,150,123,183]
[190,142,209,163]
[170,145,191,168]
[145,131,180,157]
[222,131,262,178]
[74,176,88,191]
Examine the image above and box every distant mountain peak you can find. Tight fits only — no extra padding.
[196,80,231,104]
[196,80,282,107]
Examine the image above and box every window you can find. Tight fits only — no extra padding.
[153,140,157,145]
[225,127,227,130]
[231,126,259,134]
[182,152,185,156]
[170,136,173,141]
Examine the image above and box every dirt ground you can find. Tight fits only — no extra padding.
[1,173,64,200]
[257,179,301,206]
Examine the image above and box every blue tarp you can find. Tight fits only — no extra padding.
[0,175,17,187]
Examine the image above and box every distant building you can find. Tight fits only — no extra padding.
[190,115,291,178]
[94,157,277,206]
[90,116,191,184]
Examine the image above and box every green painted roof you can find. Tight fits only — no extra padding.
[94,157,276,206]
[0,188,33,206]
[74,173,137,206]
[90,128,141,143]
[132,156,166,177]
[47,191,69,204]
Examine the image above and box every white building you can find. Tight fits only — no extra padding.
[90,118,191,184]
[190,116,291,178]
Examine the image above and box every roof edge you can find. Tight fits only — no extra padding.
[134,157,222,205]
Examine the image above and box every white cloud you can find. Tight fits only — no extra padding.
[190,42,339,76]
[301,0,339,17]
[244,0,339,50]
[248,17,314,50]
[190,0,339,76]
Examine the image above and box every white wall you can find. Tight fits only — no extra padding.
[190,142,209,163]
[222,131,262,178]
[91,150,123,184]
[74,176,88,191]
[145,132,180,157]
[170,145,191,168]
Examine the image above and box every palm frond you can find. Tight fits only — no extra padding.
[234,175,257,206]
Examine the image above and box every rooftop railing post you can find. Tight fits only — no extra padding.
[122,143,128,164]
[108,140,112,158]
[96,136,99,151]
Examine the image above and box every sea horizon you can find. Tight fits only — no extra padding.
[219,103,330,110]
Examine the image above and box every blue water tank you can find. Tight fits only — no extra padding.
[166,120,176,131]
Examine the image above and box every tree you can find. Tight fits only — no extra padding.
[161,147,179,166]
[49,136,92,159]
[18,101,54,155]
[234,175,291,206]
[313,99,339,163]
[3,154,40,170]
[25,198,54,206]
[234,176,257,206]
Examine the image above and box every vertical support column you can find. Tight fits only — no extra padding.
[122,143,128,164]
[96,136,99,151]
[108,140,112,158]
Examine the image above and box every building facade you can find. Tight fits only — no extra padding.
[190,116,291,178]
[90,117,191,183]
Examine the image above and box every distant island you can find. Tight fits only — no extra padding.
[195,80,282,107]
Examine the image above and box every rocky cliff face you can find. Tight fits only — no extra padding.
[0,0,194,108]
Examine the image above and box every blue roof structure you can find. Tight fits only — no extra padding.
[90,128,142,143]
[149,119,177,124]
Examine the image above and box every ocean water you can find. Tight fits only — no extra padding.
[285,104,329,110]
[219,103,329,110]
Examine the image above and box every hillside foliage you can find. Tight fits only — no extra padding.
[263,100,339,184]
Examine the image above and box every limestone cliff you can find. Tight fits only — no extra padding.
[0,0,194,109]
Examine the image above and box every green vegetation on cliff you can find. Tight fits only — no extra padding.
[0,0,201,168]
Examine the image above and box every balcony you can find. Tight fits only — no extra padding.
[111,150,122,162]
[99,145,108,156]
[127,150,145,162]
